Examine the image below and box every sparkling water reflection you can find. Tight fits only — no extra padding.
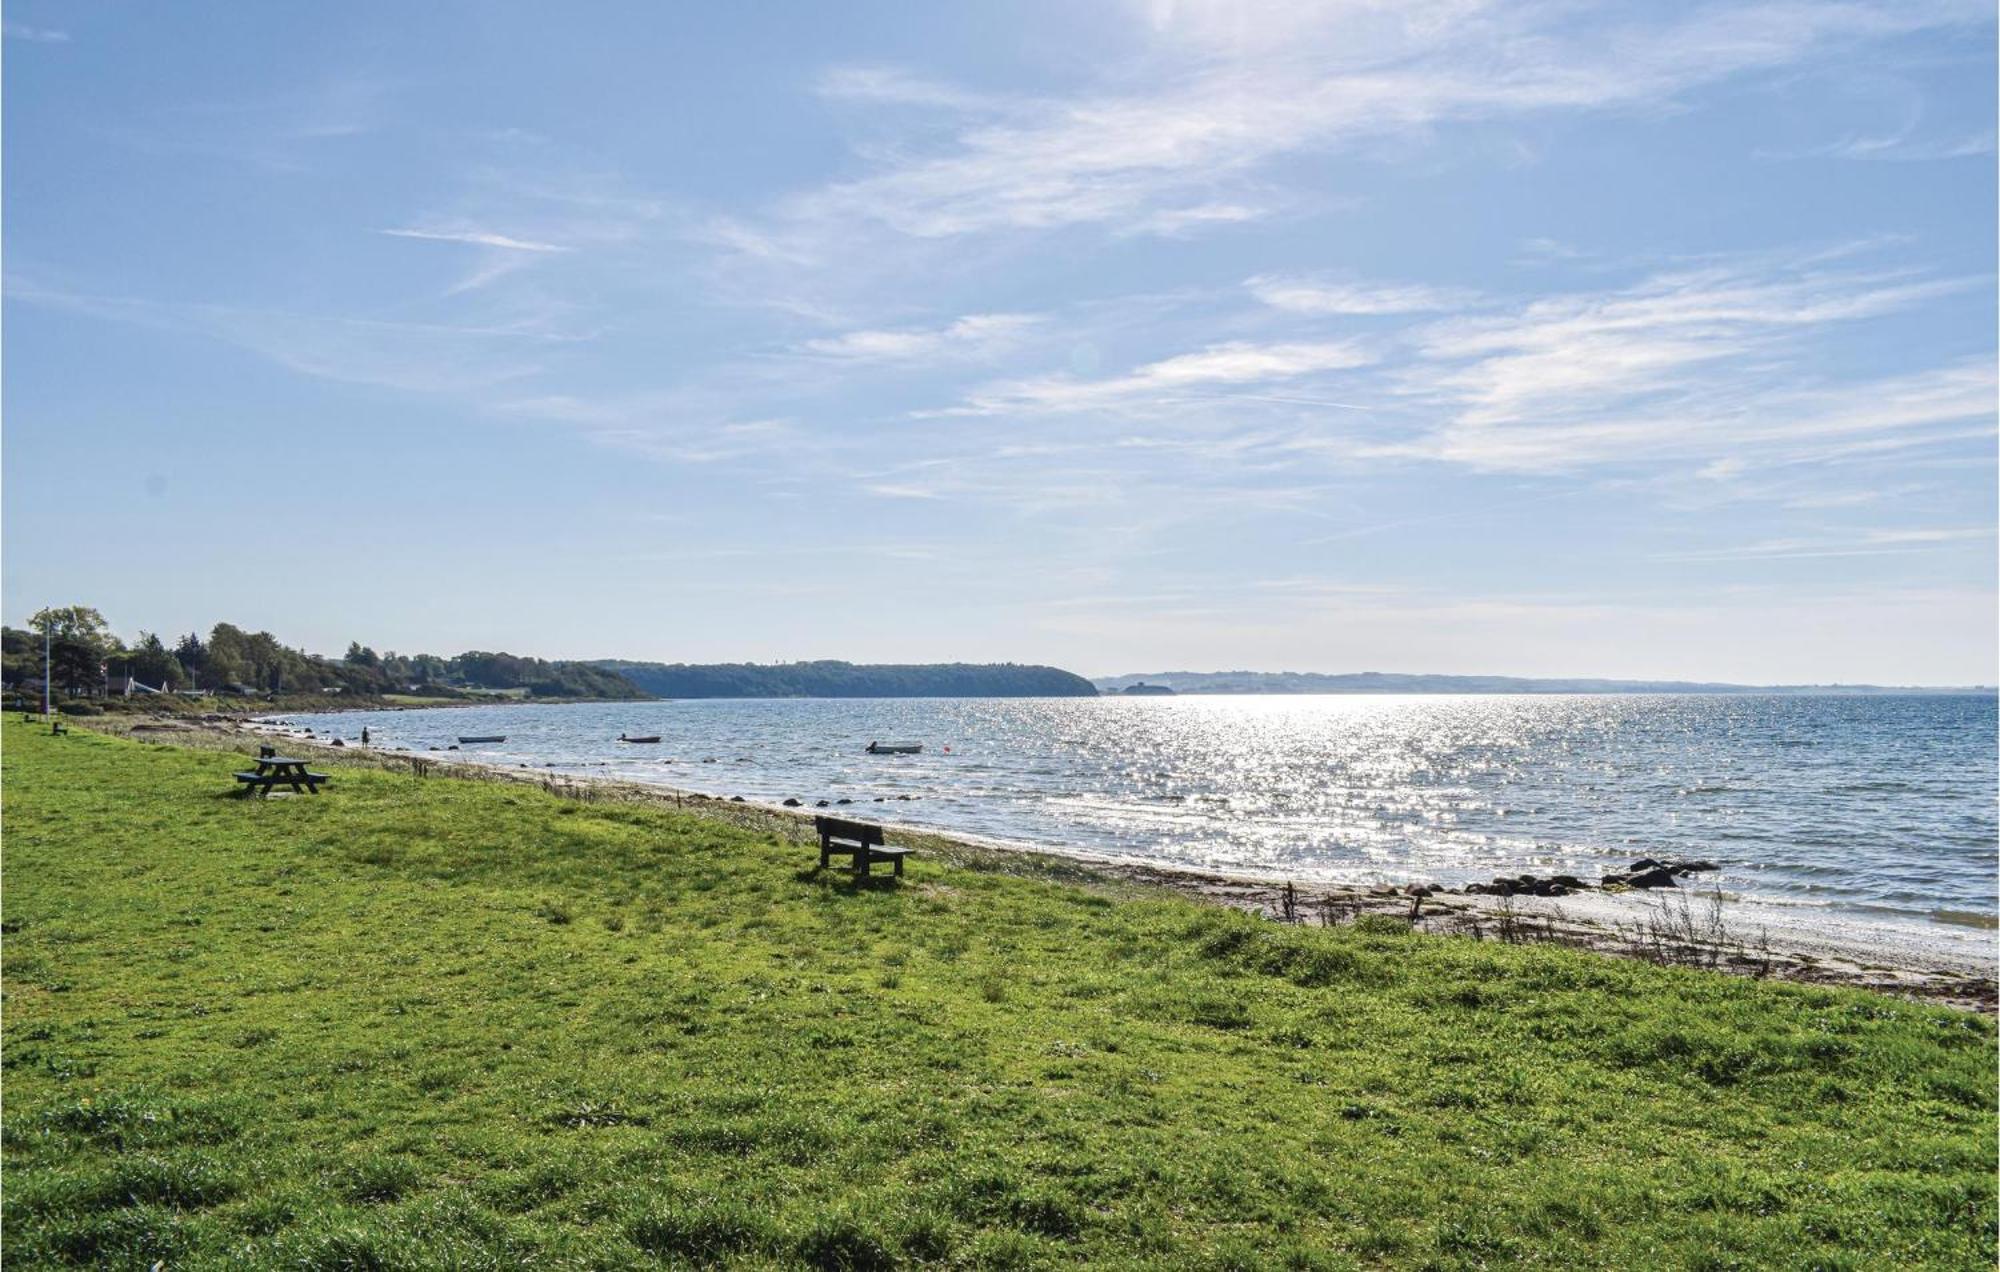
[280,694,1998,929]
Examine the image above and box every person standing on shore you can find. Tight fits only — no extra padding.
[361,726,370,746]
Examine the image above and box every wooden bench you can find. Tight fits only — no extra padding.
[814,815,912,878]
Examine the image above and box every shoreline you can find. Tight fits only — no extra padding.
[128,713,1999,1012]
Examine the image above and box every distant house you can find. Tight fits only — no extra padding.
[104,657,137,698]
[108,676,162,697]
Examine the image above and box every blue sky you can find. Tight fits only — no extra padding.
[4,1,1995,682]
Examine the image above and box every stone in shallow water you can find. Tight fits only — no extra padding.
[1607,867,1677,889]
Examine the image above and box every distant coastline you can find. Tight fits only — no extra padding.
[1094,670,1996,696]
[596,659,1099,699]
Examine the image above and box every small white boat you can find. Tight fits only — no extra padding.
[865,740,922,755]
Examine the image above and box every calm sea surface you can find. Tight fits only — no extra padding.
[278,694,1997,932]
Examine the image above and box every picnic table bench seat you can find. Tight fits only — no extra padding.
[814,815,911,878]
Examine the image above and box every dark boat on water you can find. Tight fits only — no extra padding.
[618,733,662,743]
[457,735,506,744]
[865,740,923,755]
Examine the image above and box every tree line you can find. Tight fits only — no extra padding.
[596,659,1100,698]
[1,606,645,701]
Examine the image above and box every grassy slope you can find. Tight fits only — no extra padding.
[2,722,1993,1270]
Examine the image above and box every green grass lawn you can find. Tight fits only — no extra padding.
[3,721,1993,1269]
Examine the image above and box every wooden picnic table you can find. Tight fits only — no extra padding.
[233,755,331,798]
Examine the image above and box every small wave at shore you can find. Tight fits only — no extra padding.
[1933,909,2000,931]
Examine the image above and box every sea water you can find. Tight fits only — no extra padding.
[279,694,1997,936]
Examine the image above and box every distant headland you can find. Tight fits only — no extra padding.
[595,660,1098,699]
[5,606,1110,706]
[1094,671,1996,696]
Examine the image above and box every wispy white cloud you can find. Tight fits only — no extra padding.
[379,224,574,295]
[726,1,1984,255]
[803,312,1040,361]
[494,387,843,465]
[951,338,1375,415]
[1653,526,1993,562]
[1392,357,1996,473]
[1248,274,1477,315]
[1761,128,1997,162]
[4,22,68,42]
[96,74,393,172]
[1411,265,1975,425]
[581,418,808,465]
[1782,488,1893,510]
[1365,252,1991,471]
[814,65,1003,113]
[1866,526,1994,545]
[1131,202,1270,238]
[7,279,579,396]
[380,226,570,253]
